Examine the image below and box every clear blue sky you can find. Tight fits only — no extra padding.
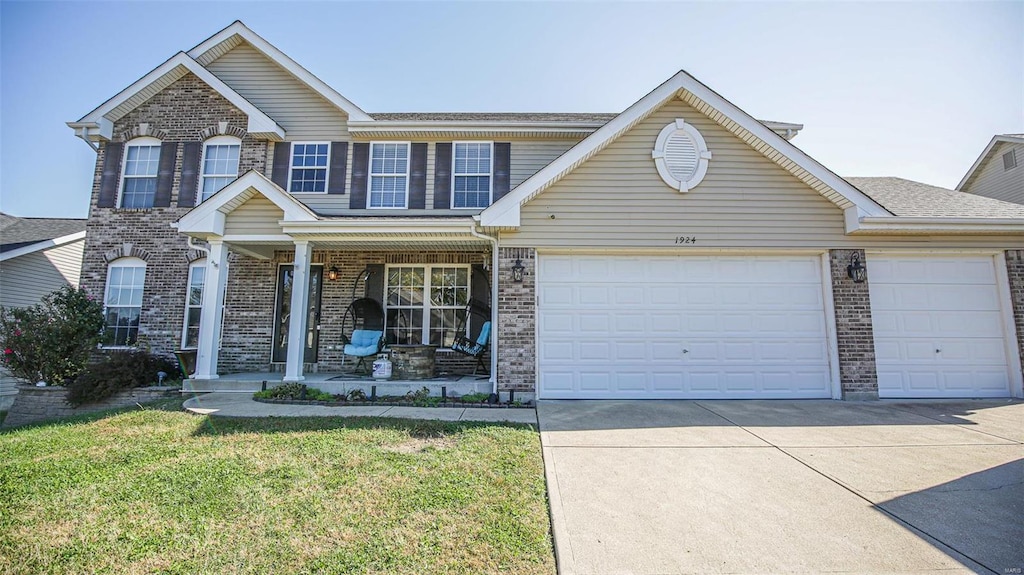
[1,1,1021,218]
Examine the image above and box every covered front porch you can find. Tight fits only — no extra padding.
[174,171,499,390]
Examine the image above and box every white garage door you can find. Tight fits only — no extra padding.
[868,255,1013,398]
[537,255,832,399]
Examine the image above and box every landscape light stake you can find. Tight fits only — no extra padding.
[371,385,377,401]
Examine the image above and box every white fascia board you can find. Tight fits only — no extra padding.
[851,216,1024,235]
[66,119,113,143]
[176,171,318,235]
[956,135,1024,191]
[348,120,607,134]
[481,70,888,228]
[73,52,285,141]
[0,232,86,262]
[187,22,372,122]
[281,218,477,236]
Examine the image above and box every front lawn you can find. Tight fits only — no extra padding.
[0,402,554,574]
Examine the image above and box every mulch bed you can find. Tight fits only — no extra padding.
[253,397,533,409]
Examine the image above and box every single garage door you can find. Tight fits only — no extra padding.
[537,254,832,399]
[868,255,1013,398]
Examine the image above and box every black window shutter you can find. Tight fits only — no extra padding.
[153,141,178,207]
[469,264,490,340]
[97,142,123,208]
[433,143,452,209]
[327,142,348,195]
[409,143,427,209]
[271,141,291,190]
[493,142,511,202]
[364,263,385,307]
[350,143,369,209]
[177,142,201,208]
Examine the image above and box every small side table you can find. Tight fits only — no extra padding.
[390,345,436,380]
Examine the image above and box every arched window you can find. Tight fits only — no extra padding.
[181,258,228,349]
[199,135,241,204]
[103,257,146,346]
[120,137,162,208]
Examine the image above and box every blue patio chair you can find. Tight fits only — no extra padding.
[344,329,384,373]
[451,321,491,375]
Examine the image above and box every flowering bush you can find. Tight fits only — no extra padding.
[0,286,104,385]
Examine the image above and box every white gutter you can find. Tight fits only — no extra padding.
[850,216,1024,235]
[0,231,86,262]
[469,220,499,396]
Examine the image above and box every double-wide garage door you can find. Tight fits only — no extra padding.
[537,255,833,399]
[868,255,1013,398]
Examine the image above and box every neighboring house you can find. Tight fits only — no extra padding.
[957,134,1024,204]
[66,21,1024,402]
[0,213,87,408]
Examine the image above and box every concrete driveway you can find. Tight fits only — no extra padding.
[537,399,1023,575]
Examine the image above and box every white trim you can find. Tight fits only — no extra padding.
[118,137,162,209]
[820,252,843,400]
[383,263,472,348]
[367,141,411,209]
[957,135,1024,191]
[451,141,494,209]
[198,135,241,205]
[652,119,711,192]
[70,52,285,142]
[480,70,888,228]
[993,252,1024,398]
[102,257,147,349]
[186,21,372,122]
[176,171,318,237]
[851,216,1024,235]
[283,240,312,382]
[0,231,85,262]
[286,142,332,195]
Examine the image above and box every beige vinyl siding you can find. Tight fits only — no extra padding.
[0,240,85,308]
[510,140,580,188]
[963,142,1024,205]
[205,42,349,140]
[223,195,286,235]
[503,97,1024,250]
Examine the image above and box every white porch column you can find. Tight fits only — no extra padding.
[193,240,228,380]
[283,240,312,382]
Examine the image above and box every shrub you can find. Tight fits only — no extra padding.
[0,286,104,385]
[459,392,490,404]
[67,350,179,406]
[254,383,334,401]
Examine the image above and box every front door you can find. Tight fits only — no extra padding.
[272,265,323,363]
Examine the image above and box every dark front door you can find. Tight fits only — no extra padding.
[272,265,323,363]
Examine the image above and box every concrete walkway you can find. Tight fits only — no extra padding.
[538,399,1024,575]
[182,392,537,425]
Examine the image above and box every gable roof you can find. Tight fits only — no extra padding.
[847,177,1024,219]
[0,214,86,253]
[68,52,285,143]
[187,21,372,122]
[479,70,889,229]
[956,134,1024,192]
[175,170,318,238]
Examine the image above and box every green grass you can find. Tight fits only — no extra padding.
[0,401,555,575]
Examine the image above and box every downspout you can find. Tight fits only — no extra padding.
[187,236,210,258]
[78,130,99,152]
[469,221,499,396]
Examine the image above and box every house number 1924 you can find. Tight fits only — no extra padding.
[674,236,697,244]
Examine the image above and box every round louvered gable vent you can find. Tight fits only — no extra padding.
[652,119,711,191]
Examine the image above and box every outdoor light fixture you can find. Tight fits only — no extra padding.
[511,258,525,283]
[328,266,339,282]
[847,252,867,283]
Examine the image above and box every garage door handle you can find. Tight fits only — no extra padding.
[935,349,941,353]
[682,349,689,354]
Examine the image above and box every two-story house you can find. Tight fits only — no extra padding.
[957,134,1024,205]
[68,21,1024,401]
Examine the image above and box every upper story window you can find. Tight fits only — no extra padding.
[289,143,330,193]
[200,136,241,203]
[120,137,161,208]
[452,142,493,208]
[369,142,409,208]
[103,257,146,347]
[1004,149,1018,171]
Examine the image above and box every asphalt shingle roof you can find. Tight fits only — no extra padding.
[846,177,1024,219]
[369,112,618,122]
[0,213,87,253]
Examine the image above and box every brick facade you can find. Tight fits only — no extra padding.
[1004,250,1024,379]
[497,247,536,391]
[829,249,879,400]
[80,73,267,360]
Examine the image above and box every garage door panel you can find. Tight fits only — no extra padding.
[869,255,1011,398]
[538,255,833,399]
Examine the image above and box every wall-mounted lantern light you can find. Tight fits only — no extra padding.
[511,259,525,283]
[328,266,340,282]
[847,252,867,283]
